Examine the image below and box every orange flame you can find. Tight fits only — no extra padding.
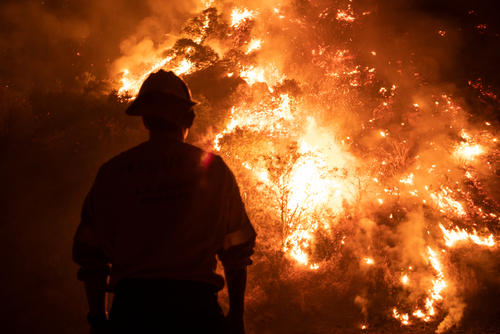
[439,223,495,247]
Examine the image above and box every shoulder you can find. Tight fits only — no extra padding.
[93,141,150,179]
[95,140,230,178]
[179,141,230,171]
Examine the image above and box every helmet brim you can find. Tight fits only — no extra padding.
[125,89,200,116]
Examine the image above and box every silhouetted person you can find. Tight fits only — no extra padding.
[73,70,256,334]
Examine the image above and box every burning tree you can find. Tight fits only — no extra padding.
[112,0,500,332]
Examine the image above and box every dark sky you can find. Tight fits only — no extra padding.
[414,0,500,89]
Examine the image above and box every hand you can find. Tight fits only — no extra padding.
[226,310,245,334]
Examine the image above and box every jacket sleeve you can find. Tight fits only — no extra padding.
[217,164,257,269]
[218,239,255,269]
[72,185,110,280]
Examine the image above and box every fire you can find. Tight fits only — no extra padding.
[426,248,446,316]
[336,6,355,22]
[337,11,355,22]
[246,39,262,54]
[213,93,293,145]
[259,171,269,182]
[173,59,195,76]
[111,1,500,331]
[284,229,312,265]
[279,140,343,266]
[393,309,410,325]
[454,130,483,164]
[118,56,172,97]
[413,309,430,322]
[455,143,482,162]
[429,187,466,217]
[231,7,255,27]
[202,0,214,8]
[399,173,414,185]
[394,247,448,326]
[240,66,266,85]
[439,223,495,247]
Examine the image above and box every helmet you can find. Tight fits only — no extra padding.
[125,70,199,128]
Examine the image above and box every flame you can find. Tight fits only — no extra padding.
[454,130,483,164]
[174,59,195,76]
[425,247,446,317]
[246,39,262,54]
[284,229,313,265]
[429,187,466,217]
[455,143,482,161]
[399,173,414,185]
[393,309,410,325]
[202,0,214,8]
[213,93,293,147]
[412,309,430,322]
[240,66,266,85]
[231,7,255,27]
[336,7,355,22]
[394,248,447,325]
[280,141,343,266]
[118,57,172,97]
[439,223,495,247]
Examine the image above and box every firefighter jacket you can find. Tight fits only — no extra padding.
[72,134,256,290]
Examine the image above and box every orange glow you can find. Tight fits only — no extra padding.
[231,7,255,27]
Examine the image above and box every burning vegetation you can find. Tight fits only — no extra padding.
[108,0,500,332]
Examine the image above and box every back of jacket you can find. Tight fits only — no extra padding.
[73,135,256,290]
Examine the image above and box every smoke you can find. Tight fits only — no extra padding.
[396,210,428,267]
[0,0,90,89]
[354,294,369,317]
[109,0,205,79]
[0,0,197,90]
[436,294,467,333]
